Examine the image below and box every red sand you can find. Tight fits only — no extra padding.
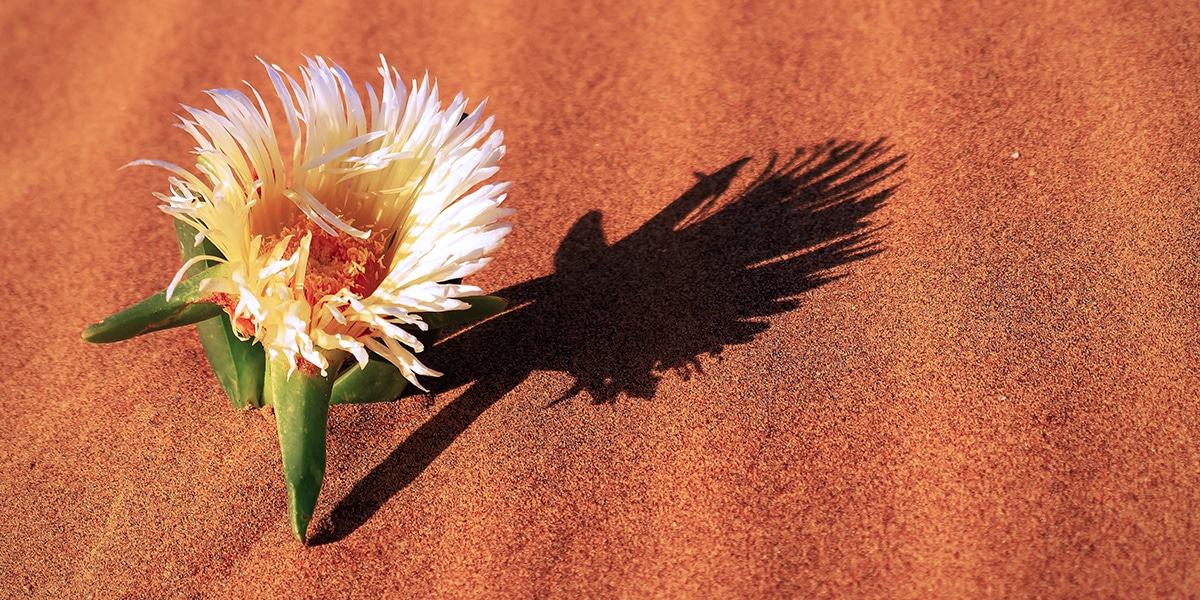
[2,1,1199,597]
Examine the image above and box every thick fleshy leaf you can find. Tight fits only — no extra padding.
[197,313,266,409]
[175,220,265,410]
[330,354,409,405]
[266,352,338,544]
[330,324,443,405]
[329,297,506,404]
[414,295,508,330]
[81,264,228,343]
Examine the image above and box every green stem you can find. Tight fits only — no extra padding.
[265,351,343,543]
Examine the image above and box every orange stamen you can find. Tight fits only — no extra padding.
[210,215,389,340]
[269,214,389,306]
[211,292,258,338]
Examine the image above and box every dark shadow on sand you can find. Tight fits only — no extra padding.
[310,138,906,544]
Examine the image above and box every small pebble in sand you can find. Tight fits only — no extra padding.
[1011,151,1020,159]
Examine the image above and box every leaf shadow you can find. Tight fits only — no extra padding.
[309,138,906,544]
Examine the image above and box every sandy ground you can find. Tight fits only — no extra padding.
[2,0,1198,597]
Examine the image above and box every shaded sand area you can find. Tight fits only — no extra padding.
[1,0,1198,596]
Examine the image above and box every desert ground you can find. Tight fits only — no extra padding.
[1,0,1198,597]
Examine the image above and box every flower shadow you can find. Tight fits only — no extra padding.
[309,138,906,544]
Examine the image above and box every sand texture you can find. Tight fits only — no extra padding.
[2,0,1199,597]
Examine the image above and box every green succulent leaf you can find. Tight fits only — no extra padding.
[327,296,507,404]
[330,354,410,405]
[329,295,507,406]
[174,221,265,410]
[330,325,444,405]
[414,295,508,330]
[81,264,228,343]
[197,313,266,410]
[266,352,335,544]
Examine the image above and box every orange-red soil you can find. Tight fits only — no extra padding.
[2,1,1198,597]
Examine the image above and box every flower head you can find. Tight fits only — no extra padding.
[138,56,511,386]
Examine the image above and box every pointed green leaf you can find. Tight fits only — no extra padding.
[266,352,337,544]
[414,295,508,330]
[196,313,266,410]
[175,221,265,410]
[81,264,228,343]
[329,296,504,404]
[330,354,410,405]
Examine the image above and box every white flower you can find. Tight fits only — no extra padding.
[135,56,512,386]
